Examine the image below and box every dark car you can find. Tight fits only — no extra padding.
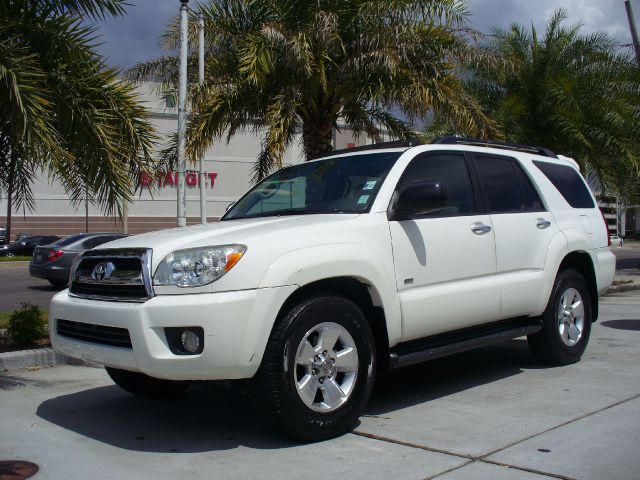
[1,235,61,257]
[29,233,129,287]
[15,232,33,242]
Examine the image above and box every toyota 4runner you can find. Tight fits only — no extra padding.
[49,137,615,440]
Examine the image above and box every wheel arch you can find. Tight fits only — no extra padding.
[557,251,598,321]
[274,277,392,371]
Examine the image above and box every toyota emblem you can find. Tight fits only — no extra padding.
[92,262,115,281]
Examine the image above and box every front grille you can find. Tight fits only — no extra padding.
[57,319,132,348]
[70,283,148,299]
[69,248,153,302]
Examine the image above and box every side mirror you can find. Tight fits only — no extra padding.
[390,182,447,220]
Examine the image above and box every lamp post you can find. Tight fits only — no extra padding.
[626,0,640,63]
[198,12,207,224]
[176,0,189,227]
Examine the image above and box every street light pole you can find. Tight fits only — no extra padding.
[626,0,640,63]
[176,0,189,227]
[198,12,207,224]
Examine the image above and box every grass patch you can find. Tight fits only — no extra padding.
[0,310,48,329]
[0,256,32,262]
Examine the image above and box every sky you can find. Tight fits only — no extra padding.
[92,0,639,70]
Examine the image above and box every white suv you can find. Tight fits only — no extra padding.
[49,137,615,440]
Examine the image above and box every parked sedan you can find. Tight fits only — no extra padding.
[29,233,129,287]
[1,235,61,257]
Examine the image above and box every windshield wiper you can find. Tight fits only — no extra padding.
[273,208,336,216]
[223,208,347,220]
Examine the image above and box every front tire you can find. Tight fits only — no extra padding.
[528,269,592,365]
[254,295,376,441]
[105,367,190,398]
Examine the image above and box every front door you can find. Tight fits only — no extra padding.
[389,152,500,341]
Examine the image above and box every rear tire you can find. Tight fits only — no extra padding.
[254,294,376,441]
[105,367,190,398]
[48,279,67,288]
[528,269,592,365]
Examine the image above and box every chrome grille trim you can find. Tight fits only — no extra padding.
[69,248,154,303]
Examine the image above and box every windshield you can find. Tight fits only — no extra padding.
[222,151,402,220]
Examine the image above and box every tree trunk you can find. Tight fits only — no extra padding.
[5,150,16,243]
[302,117,334,161]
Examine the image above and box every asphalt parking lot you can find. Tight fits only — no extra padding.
[1,289,639,480]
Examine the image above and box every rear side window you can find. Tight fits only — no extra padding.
[474,155,544,213]
[475,156,524,212]
[82,236,121,249]
[533,161,595,208]
[52,234,85,247]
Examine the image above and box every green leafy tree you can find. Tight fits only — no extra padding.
[129,0,498,180]
[0,0,157,240]
[465,9,640,197]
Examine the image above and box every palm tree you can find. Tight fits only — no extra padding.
[465,9,640,197]
[129,0,498,181]
[0,0,156,240]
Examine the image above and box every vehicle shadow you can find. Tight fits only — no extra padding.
[35,339,543,452]
[366,338,543,415]
[601,319,640,331]
[37,382,298,452]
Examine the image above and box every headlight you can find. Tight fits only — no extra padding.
[153,244,246,287]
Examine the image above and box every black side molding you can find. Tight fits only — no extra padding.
[389,317,542,369]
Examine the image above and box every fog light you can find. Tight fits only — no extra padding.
[165,327,204,355]
[180,330,200,353]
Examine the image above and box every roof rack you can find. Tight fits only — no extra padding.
[431,136,557,158]
[316,139,423,159]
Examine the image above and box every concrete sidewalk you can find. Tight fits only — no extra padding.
[1,290,639,480]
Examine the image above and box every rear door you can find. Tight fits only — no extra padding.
[388,151,500,341]
[471,153,560,317]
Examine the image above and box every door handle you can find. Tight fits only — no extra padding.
[471,223,492,235]
[536,219,551,229]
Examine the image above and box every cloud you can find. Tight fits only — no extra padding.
[467,0,637,45]
[93,0,639,69]
[91,0,177,70]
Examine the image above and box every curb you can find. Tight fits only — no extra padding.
[0,348,88,371]
[605,284,640,294]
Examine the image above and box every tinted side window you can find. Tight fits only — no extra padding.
[533,161,595,208]
[52,234,86,247]
[397,153,476,217]
[474,156,524,213]
[82,236,119,249]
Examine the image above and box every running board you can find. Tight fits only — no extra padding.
[389,317,542,369]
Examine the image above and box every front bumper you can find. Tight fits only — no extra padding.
[49,285,297,381]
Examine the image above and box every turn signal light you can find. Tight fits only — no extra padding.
[47,249,64,262]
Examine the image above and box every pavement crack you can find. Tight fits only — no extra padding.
[352,430,588,480]
[352,430,474,460]
[479,391,640,459]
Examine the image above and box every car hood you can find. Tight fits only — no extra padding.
[99,214,360,269]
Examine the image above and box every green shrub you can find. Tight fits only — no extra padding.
[8,303,47,345]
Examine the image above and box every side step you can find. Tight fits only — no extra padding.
[389,317,542,369]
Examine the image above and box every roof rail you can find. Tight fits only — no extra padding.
[316,139,423,159]
[431,136,557,158]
